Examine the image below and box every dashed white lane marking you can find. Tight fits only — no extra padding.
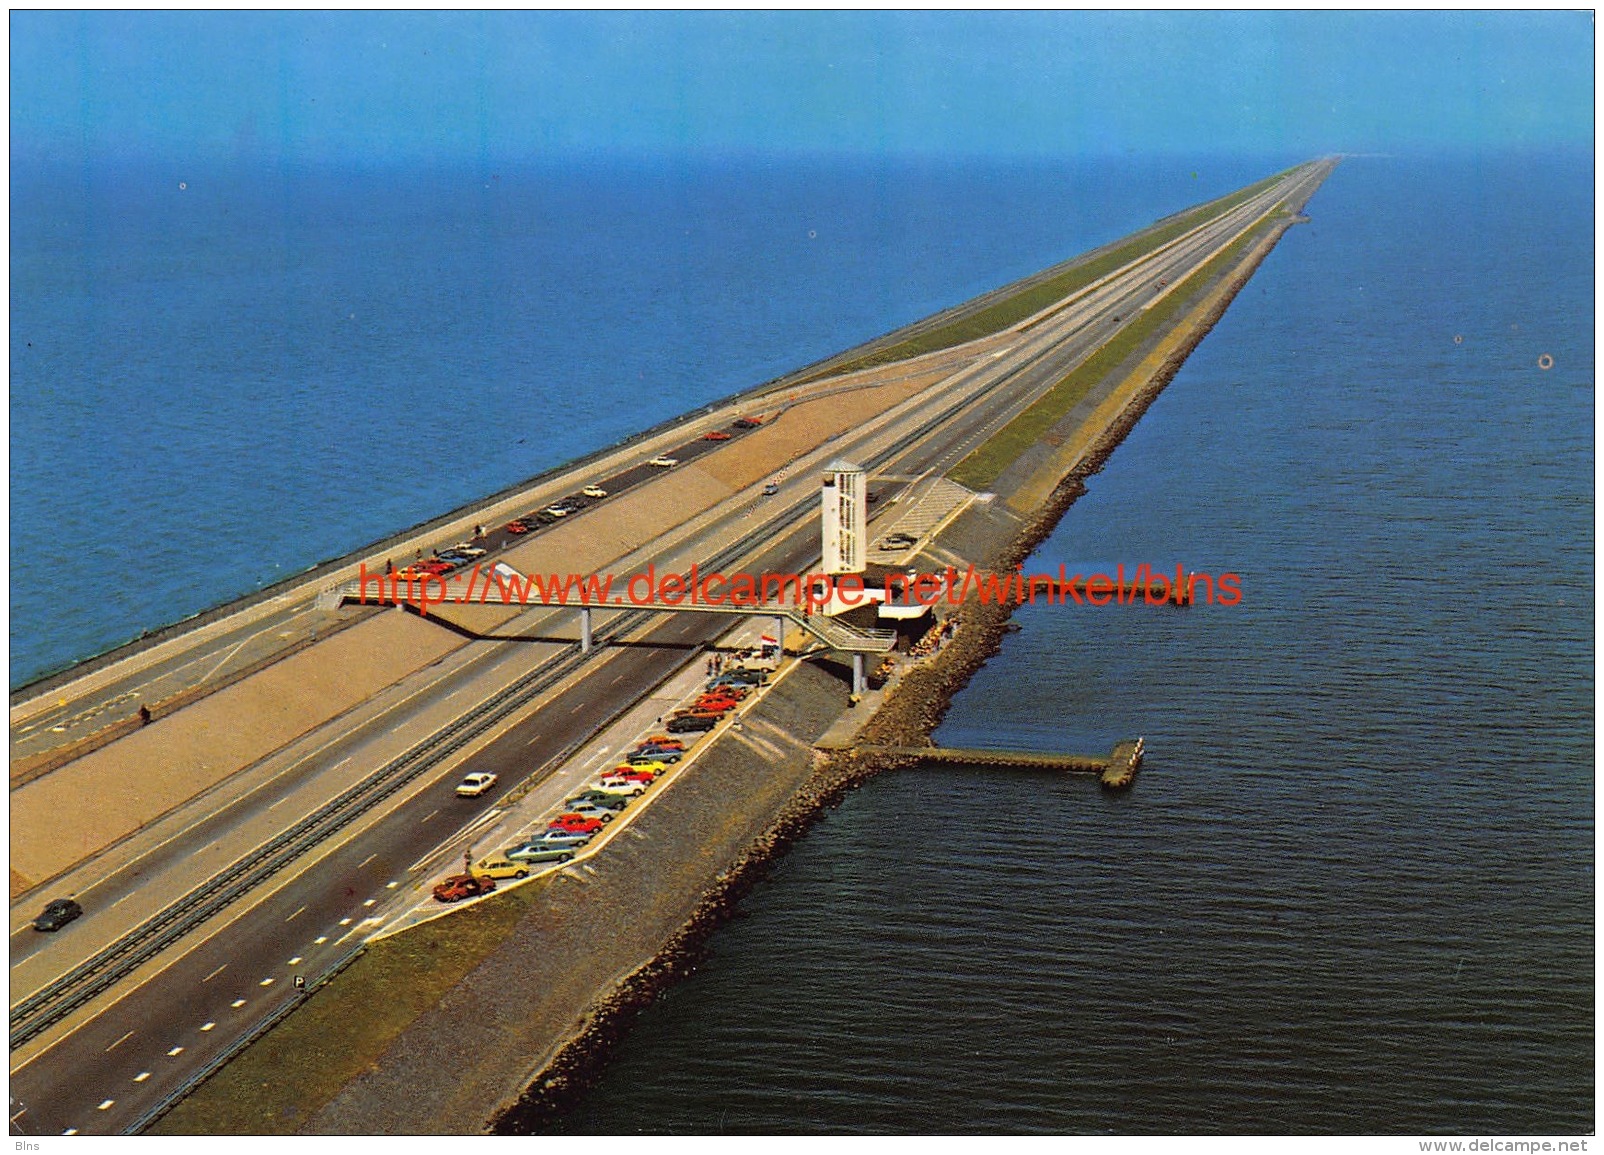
[258,977,275,987]
[202,963,227,982]
[420,809,438,824]
[338,919,352,926]
[571,702,584,713]
[386,881,399,889]
[200,1022,216,1032]
[231,999,246,1008]
[288,956,303,966]
[133,1072,151,1083]
[96,1100,114,1111]
[524,732,544,746]
[268,794,293,810]
[610,673,626,684]
[333,755,352,769]
[315,935,329,944]
[105,1030,133,1052]
[358,854,377,869]
[166,1046,184,1057]
[362,899,376,907]
[285,906,306,922]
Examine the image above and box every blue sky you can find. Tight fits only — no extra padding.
[10,10,1593,164]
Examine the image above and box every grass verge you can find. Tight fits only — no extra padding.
[799,170,1289,384]
[947,221,1275,492]
[151,882,543,1135]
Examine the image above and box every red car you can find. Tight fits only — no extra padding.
[547,815,605,835]
[418,559,454,576]
[693,696,740,710]
[505,520,530,534]
[702,431,732,441]
[432,874,496,903]
[606,766,656,782]
[671,708,728,722]
[639,736,686,750]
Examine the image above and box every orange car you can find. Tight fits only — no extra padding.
[432,874,496,903]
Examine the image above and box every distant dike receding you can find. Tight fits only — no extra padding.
[490,158,1337,1135]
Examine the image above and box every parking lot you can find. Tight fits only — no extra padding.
[372,617,786,938]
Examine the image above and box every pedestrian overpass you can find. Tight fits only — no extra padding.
[320,571,897,693]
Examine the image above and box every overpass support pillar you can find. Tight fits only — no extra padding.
[580,607,593,654]
[774,616,787,657]
[852,652,866,696]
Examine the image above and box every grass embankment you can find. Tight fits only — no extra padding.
[153,885,544,1134]
[947,219,1276,492]
[798,171,1287,385]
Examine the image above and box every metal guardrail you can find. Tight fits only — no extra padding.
[8,633,602,1048]
[10,494,828,1047]
[13,165,1299,1054]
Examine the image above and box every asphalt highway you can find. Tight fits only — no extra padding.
[8,161,1333,1136]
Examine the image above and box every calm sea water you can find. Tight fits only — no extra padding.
[14,150,1592,1135]
[11,151,1283,686]
[544,152,1595,1134]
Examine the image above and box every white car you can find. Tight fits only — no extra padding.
[591,779,648,797]
[455,772,499,798]
[582,485,607,499]
[647,457,678,468]
[544,506,569,518]
[449,543,487,558]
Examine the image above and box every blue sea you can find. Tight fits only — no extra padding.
[11,151,1282,687]
[541,152,1595,1135]
[11,150,1593,1136]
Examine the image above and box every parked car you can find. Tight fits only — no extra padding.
[506,520,530,534]
[563,800,620,821]
[436,552,471,566]
[32,898,82,932]
[591,778,649,796]
[528,828,592,847]
[455,771,498,798]
[582,485,608,499]
[568,790,630,810]
[667,714,718,733]
[544,506,569,518]
[733,416,763,429]
[474,855,531,880]
[866,491,880,505]
[708,672,765,689]
[762,482,780,496]
[671,708,728,723]
[506,842,576,865]
[449,543,488,558]
[433,874,496,903]
[602,769,656,786]
[702,431,732,441]
[417,559,454,575]
[879,532,917,550]
[617,759,667,774]
[647,456,679,468]
[639,735,687,750]
[628,750,680,765]
[548,815,605,835]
